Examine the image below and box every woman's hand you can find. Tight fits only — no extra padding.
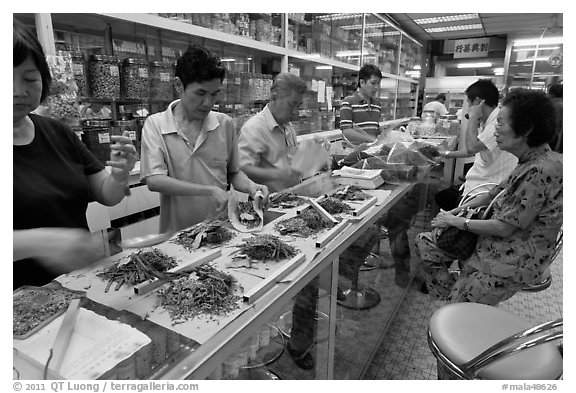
[431,211,459,229]
[27,228,104,273]
[107,132,137,183]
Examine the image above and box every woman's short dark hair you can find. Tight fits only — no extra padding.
[357,64,382,88]
[175,45,226,89]
[465,79,499,108]
[501,88,556,147]
[13,19,51,102]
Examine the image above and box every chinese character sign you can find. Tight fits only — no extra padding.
[454,38,490,58]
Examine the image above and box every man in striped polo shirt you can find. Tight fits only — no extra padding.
[340,64,383,144]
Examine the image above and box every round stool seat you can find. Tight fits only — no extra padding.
[429,303,562,379]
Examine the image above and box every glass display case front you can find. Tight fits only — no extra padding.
[507,43,563,90]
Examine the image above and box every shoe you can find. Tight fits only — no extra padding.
[287,343,314,370]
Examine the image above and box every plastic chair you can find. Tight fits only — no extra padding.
[428,302,563,380]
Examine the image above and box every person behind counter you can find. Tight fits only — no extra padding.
[238,72,307,192]
[79,102,112,119]
[422,93,448,119]
[139,45,269,233]
[339,64,383,145]
[434,79,518,210]
[416,88,563,305]
[13,20,137,289]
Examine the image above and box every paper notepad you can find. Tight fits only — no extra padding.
[13,308,151,379]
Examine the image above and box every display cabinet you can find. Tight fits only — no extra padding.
[16,13,422,134]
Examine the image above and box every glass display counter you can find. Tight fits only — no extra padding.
[14,165,436,380]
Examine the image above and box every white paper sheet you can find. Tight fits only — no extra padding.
[14,308,150,380]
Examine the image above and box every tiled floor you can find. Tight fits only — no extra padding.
[363,249,564,380]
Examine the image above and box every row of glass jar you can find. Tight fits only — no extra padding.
[71,53,174,101]
[76,118,145,165]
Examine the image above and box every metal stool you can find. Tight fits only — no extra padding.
[428,302,563,380]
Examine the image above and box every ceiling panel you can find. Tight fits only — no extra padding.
[386,13,562,43]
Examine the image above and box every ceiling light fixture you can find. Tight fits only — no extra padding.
[414,13,479,25]
[315,65,333,70]
[425,24,483,33]
[513,46,560,52]
[457,62,492,68]
[513,36,563,46]
[340,22,386,31]
[317,13,363,21]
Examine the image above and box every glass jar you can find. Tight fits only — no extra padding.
[420,110,437,136]
[112,119,139,156]
[150,61,174,101]
[70,52,88,98]
[80,119,112,165]
[121,58,150,100]
[88,55,120,100]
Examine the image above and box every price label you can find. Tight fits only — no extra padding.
[110,65,119,76]
[72,63,84,76]
[159,72,170,82]
[98,132,111,144]
[128,131,137,140]
[139,68,149,78]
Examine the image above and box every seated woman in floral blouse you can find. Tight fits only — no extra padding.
[416,88,562,306]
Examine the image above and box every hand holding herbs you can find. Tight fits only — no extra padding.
[97,248,179,292]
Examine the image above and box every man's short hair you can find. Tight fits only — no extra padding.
[436,93,446,102]
[270,72,307,97]
[175,44,226,89]
[357,64,382,87]
[465,79,499,108]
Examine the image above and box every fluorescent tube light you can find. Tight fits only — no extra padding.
[414,14,479,25]
[315,65,333,70]
[457,62,492,69]
[513,37,563,46]
[425,24,483,33]
[513,46,560,52]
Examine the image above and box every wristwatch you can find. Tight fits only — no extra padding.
[464,218,471,231]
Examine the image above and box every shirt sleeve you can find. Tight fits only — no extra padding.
[478,116,498,151]
[339,99,353,130]
[492,166,548,230]
[139,117,168,182]
[225,116,240,175]
[238,124,265,167]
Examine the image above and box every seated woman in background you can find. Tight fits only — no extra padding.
[415,88,562,306]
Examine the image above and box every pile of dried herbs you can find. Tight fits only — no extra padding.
[275,208,329,237]
[237,201,261,228]
[333,186,371,201]
[269,192,307,209]
[319,196,353,215]
[157,264,240,324]
[13,287,82,336]
[235,234,297,261]
[172,219,234,251]
[97,248,179,292]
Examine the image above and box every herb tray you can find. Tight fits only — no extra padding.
[13,285,85,340]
